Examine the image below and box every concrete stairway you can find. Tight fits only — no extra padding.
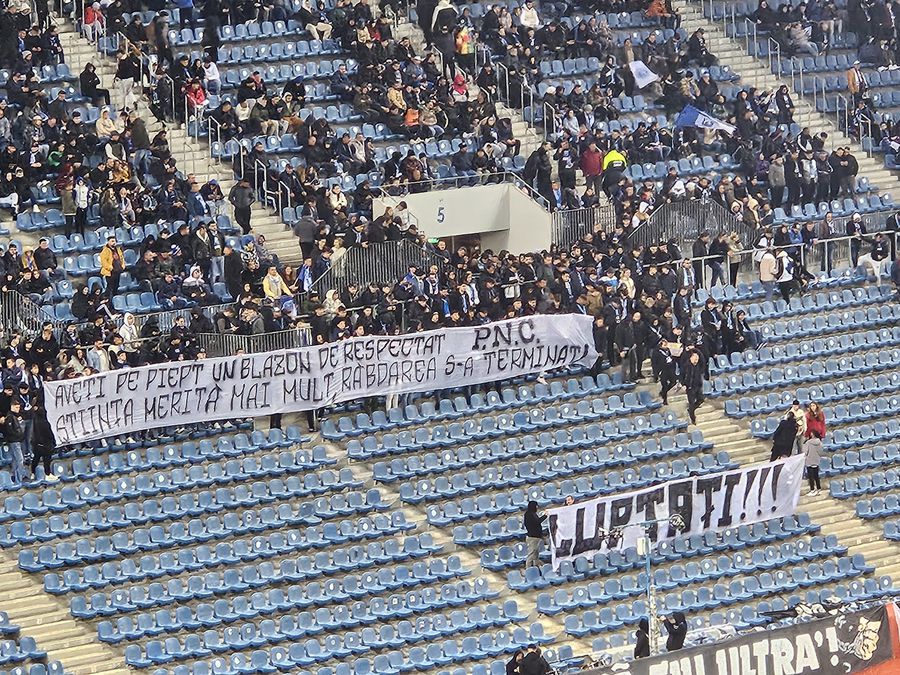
[673,0,900,193]
[665,380,900,582]
[0,551,128,675]
[390,19,545,161]
[56,21,303,264]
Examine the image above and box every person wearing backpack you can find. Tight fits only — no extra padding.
[775,249,796,302]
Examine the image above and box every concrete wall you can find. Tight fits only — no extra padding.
[374,183,552,252]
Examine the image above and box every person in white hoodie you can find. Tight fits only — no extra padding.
[519,0,540,29]
[118,312,140,363]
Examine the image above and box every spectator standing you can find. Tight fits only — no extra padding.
[100,235,126,299]
[770,411,797,461]
[789,399,807,455]
[663,612,688,652]
[2,398,27,485]
[758,248,777,302]
[523,500,546,568]
[847,60,868,106]
[691,232,709,289]
[229,179,254,234]
[634,618,651,659]
[31,406,56,482]
[858,231,890,285]
[804,430,823,496]
[805,401,826,439]
[775,248,796,302]
[846,213,866,267]
[682,350,705,424]
[580,141,603,197]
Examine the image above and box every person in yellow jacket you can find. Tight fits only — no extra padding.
[601,148,627,196]
[455,25,475,75]
[99,235,125,299]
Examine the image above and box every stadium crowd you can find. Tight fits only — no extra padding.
[0,0,896,490]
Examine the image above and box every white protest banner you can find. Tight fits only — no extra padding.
[547,456,804,570]
[46,314,597,445]
[628,60,659,89]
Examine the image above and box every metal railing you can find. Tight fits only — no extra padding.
[551,203,617,249]
[193,326,313,356]
[310,240,447,297]
[667,229,900,289]
[0,291,60,334]
[494,61,534,127]
[628,197,740,250]
[767,37,782,77]
[543,101,559,141]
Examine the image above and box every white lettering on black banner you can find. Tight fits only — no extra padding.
[547,456,804,570]
[46,315,597,445]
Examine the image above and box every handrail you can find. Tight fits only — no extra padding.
[767,37,781,77]
[277,179,293,215]
[207,115,223,164]
[543,100,559,141]
[743,18,757,57]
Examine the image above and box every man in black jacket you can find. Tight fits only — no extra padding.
[524,500,546,568]
[682,349,705,424]
[700,298,723,357]
[3,398,26,484]
[616,310,646,382]
[691,232,709,291]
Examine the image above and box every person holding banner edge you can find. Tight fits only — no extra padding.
[524,500,547,569]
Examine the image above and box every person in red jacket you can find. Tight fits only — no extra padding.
[580,140,603,199]
[805,401,827,439]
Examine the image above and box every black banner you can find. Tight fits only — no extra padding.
[587,604,900,675]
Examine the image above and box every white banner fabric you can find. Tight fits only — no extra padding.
[628,60,659,89]
[547,455,805,570]
[46,314,597,445]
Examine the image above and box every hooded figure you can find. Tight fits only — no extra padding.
[664,611,688,651]
[635,618,651,659]
[118,312,139,354]
[770,413,798,461]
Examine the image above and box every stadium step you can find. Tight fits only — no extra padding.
[674,0,900,193]
[0,550,128,674]
[57,17,305,265]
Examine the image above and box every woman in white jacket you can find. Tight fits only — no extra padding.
[118,312,140,361]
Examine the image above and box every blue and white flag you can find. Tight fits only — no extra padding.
[674,104,736,135]
[628,60,659,89]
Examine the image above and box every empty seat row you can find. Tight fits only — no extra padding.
[2,463,362,517]
[713,326,900,375]
[100,598,527,646]
[351,411,687,461]
[375,433,718,484]
[409,452,731,505]
[563,561,875,637]
[726,372,900,418]
[540,555,867,615]
[36,441,325,488]
[82,575,496,625]
[330,376,659,440]
[1,489,387,549]
[712,355,900,398]
[856,493,900,518]
[20,512,417,573]
[43,533,435,596]
[74,557,470,621]
[822,444,900,477]
[755,305,899,343]
[126,620,544,671]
